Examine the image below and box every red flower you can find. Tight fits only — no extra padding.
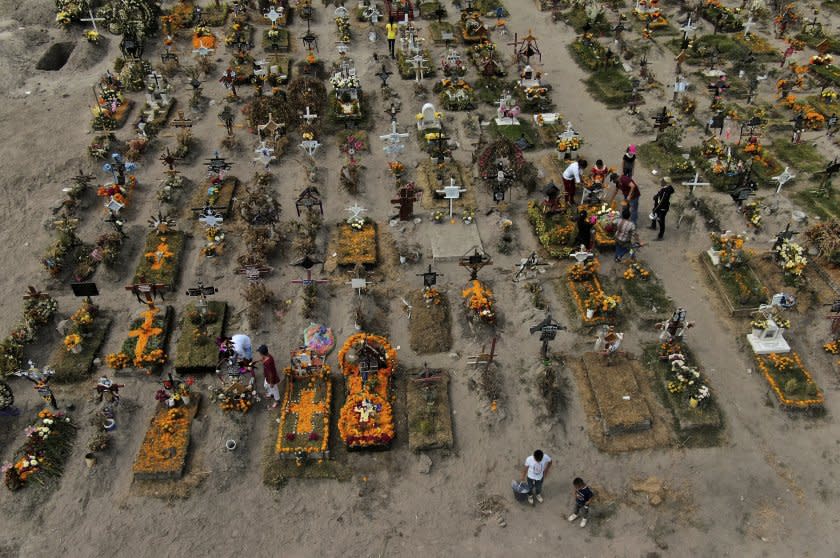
[285,433,296,441]
[308,432,320,441]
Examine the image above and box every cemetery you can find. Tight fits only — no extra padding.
[3,0,840,554]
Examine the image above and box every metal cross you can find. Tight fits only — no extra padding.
[529,313,565,359]
[375,64,393,88]
[258,112,285,141]
[196,205,224,228]
[265,6,283,26]
[299,137,322,158]
[124,281,167,306]
[295,186,323,216]
[380,121,409,144]
[236,256,273,282]
[417,264,443,288]
[290,255,329,287]
[345,202,368,222]
[185,280,218,314]
[513,251,547,282]
[301,105,318,125]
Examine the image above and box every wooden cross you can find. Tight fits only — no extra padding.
[295,186,323,216]
[23,286,48,301]
[124,281,167,305]
[170,111,193,129]
[159,147,180,171]
[467,337,497,367]
[291,255,329,287]
[236,256,273,282]
[459,248,492,280]
[391,182,421,221]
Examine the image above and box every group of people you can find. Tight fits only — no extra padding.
[223,334,282,409]
[521,449,595,528]
[561,145,676,261]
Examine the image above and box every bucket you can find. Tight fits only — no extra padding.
[225,439,237,451]
[512,480,530,503]
[103,418,116,431]
[85,453,96,468]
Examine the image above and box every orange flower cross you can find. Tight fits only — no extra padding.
[146,238,173,271]
[289,387,327,434]
[128,307,163,359]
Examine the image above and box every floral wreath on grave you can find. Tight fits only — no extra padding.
[338,334,398,378]
[775,239,807,280]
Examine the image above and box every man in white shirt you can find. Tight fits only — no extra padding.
[521,449,552,505]
[231,333,253,360]
[562,159,588,206]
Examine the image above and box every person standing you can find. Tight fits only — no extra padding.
[573,209,594,250]
[568,478,595,528]
[257,345,281,409]
[562,159,588,208]
[650,177,675,240]
[231,333,253,360]
[622,144,637,177]
[521,449,552,506]
[614,207,638,263]
[608,173,641,224]
[385,17,397,58]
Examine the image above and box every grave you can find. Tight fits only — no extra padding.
[429,222,483,262]
[275,348,332,460]
[580,352,652,436]
[133,393,200,480]
[36,42,75,71]
[407,368,454,451]
[746,317,791,355]
[408,280,452,354]
[174,301,228,375]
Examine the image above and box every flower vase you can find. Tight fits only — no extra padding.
[71,344,83,354]
[166,398,175,408]
[585,308,595,320]
[181,395,191,407]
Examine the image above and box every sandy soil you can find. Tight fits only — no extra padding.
[1,0,840,557]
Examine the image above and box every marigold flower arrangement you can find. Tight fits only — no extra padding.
[338,392,394,448]
[824,340,840,355]
[63,333,82,353]
[756,352,823,408]
[623,262,650,281]
[422,287,442,306]
[462,280,496,323]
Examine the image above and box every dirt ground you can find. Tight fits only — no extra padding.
[1,0,840,557]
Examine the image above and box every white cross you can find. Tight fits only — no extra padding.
[410,54,428,82]
[254,141,276,169]
[198,211,223,228]
[558,122,579,142]
[400,12,410,26]
[383,142,405,157]
[436,178,467,220]
[679,15,697,37]
[570,246,594,263]
[379,121,409,143]
[265,7,283,26]
[743,16,755,37]
[337,43,350,55]
[301,106,318,125]
[347,277,372,295]
[106,197,124,215]
[80,8,105,33]
[682,171,710,195]
[299,139,321,158]
[254,59,269,78]
[345,203,368,221]
[362,4,382,23]
[771,167,795,194]
[193,46,214,57]
[674,76,688,95]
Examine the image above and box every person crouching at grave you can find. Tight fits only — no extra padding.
[590,159,609,186]
[650,177,675,241]
[257,344,281,409]
[562,158,587,209]
[614,207,638,263]
[608,173,641,225]
[574,209,595,250]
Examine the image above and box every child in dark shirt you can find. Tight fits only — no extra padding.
[568,477,594,528]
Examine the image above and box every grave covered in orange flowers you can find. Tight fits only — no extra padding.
[133,400,199,480]
[275,348,332,459]
[337,334,397,448]
[107,305,173,372]
[133,230,185,289]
